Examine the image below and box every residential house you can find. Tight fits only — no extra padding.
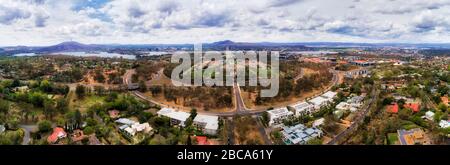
[439,120,450,129]
[47,127,67,144]
[313,118,325,127]
[118,121,153,139]
[397,128,430,145]
[108,110,120,119]
[387,103,399,113]
[404,102,420,113]
[267,107,294,127]
[308,96,329,110]
[193,114,219,135]
[13,86,29,93]
[321,91,337,100]
[157,108,191,126]
[195,136,210,145]
[291,102,314,117]
[115,118,137,126]
[424,111,435,121]
[281,124,323,145]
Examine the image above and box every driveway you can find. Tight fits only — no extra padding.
[19,124,38,145]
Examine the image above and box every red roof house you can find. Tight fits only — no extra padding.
[404,103,420,113]
[47,127,67,144]
[195,136,210,145]
[387,103,399,113]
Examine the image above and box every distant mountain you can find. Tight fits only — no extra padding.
[37,41,100,52]
[205,40,309,50]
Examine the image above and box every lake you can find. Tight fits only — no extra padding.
[14,52,136,59]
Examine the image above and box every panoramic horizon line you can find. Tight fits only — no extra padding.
[3,40,450,47]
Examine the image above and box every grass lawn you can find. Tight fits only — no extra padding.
[400,120,420,130]
[69,93,105,112]
[387,133,399,145]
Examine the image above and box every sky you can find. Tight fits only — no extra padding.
[0,0,450,46]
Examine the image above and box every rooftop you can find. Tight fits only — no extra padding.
[157,108,190,122]
[309,96,329,106]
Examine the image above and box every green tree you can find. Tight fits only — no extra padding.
[75,85,86,99]
[138,80,147,92]
[306,138,323,145]
[38,120,52,133]
[83,126,94,135]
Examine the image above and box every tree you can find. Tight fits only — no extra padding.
[74,109,82,126]
[306,138,323,145]
[83,126,94,135]
[190,108,197,119]
[56,98,68,114]
[138,80,147,92]
[38,120,52,133]
[43,99,56,119]
[437,103,448,112]
[0,99,10,114]
[75,85,86,99]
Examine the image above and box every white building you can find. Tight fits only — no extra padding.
[157,108,191,126]
[308,96,329,110]
[119,122,153,138]
[321,91,337,100]
[267,107,294,127]
[424,111,435,121]
[336,95,365,112]
[291,102,314,117]
[313,118,325,127]
[193,114,219,135]
[115,118,137,126]
[281,124,323,145]
[439,120,450,128]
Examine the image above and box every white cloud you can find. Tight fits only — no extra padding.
[0,0,450,46]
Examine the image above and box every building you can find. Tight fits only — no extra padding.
[313,118,325,127]
[439,120,450,128]
[47,127,67,144]
[291,102,314,117]
[397,128,430,145]
[350,60,375,66]
[13,86,29,93]
[404,103,420,113]
[115,118,137,126]
[308,96,329,110]
[193,114,219,135]
[281,124,323,145]
[195,136,210,145]
[424,111,435,121]
[267,107,294,127]
[387,103,399,113]
[108,110,120,119]
[157,108,191,126]
[321,91,337,100]
[345,69,371,79]
[118,122,153,139]
[336,95,365,112]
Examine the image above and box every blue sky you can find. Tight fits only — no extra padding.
[0,0,450,46]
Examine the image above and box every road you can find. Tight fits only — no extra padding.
[327,88,379,145]
[19,124,38,145]
[124,68,341,117]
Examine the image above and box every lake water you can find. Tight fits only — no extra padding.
[14,52,136,59]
